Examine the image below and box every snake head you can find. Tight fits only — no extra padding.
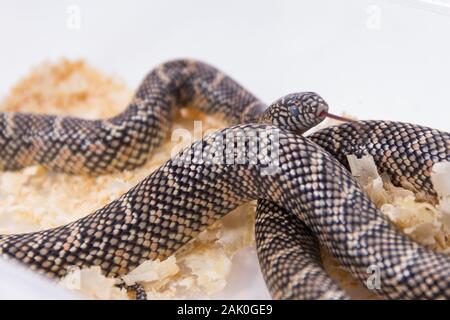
[261,92,328,134]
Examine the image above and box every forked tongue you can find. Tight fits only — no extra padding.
[320,111,357,123]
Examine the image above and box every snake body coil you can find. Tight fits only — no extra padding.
[0,59,449,299]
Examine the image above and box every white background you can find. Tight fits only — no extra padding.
[1,0,450,131]
[0,0,449,299]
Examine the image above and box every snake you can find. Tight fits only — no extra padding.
[0,59,449,299]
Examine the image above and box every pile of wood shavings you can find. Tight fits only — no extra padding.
[322,155,450,299]
[0,60,448,300]
[0,60,255,300]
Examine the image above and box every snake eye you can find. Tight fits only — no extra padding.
[289,106,300,117]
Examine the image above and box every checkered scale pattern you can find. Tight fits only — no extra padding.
[308,121,449,199]
[0,59,266,174]
[0,59,449,300]
[255,199,349,299]
[2,124,450,299]
[259,92,328,133]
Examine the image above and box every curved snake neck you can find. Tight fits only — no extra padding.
[0,60,265,174]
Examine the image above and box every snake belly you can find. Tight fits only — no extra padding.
[0,59,449,299]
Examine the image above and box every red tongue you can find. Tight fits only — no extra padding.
[321,111,356,123]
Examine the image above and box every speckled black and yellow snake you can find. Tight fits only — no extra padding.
[0,60,449,299]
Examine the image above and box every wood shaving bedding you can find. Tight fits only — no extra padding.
[0,60,448,300]
[0,60,255,300]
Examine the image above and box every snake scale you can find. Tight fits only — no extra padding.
[0,59,449,299]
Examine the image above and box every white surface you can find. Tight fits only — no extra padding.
[0,0,449,131]
[0,0,449,299]
[0,260,77,299]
